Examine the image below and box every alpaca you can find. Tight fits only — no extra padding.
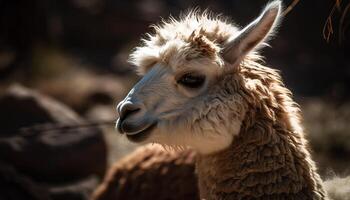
[116,1,330,199]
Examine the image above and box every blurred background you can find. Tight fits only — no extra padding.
[0,0,349,199]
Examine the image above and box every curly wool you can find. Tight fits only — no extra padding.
[196,61,327,199]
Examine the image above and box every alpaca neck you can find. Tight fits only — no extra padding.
[196,116,327,200]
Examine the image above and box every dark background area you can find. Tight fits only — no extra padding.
[0,0,349,199]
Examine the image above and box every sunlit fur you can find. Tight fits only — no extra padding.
[123,1,331,199]
[129,10,233,75]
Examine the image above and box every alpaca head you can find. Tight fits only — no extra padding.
[116,1,282,154]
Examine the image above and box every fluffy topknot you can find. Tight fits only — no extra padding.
[129,11,241,74]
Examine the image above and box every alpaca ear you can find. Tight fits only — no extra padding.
[222,0,282,66]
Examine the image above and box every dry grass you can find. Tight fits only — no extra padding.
[301,98,350,176]
[324,176,350,200]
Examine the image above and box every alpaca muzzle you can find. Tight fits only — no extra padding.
[116,100,157,142]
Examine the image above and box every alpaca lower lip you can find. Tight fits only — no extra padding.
[126,123,157,142]
[120,119,155,135]
[116,117,152,135]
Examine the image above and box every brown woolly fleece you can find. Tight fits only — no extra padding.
[196,62,327,199]
[92,144,198,200]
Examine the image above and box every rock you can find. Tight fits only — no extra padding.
[85,105,116,122]
[0,162,100,200]
[92,144,199,200]
[0,124,107,182]
[0,84,107,188]
[0,163,50,200]
[48,175,99,200]
[35,70,133,114]
[0,84,82,132]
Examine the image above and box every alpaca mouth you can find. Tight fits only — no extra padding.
[125,122,157,142]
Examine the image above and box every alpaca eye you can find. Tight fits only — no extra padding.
[177,73,205,89]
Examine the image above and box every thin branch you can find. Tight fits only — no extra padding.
[339,2,350,43]
[282,0,300,17]
[322,0,350,43]
[323,1,340,42]
[1,119,116,135]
